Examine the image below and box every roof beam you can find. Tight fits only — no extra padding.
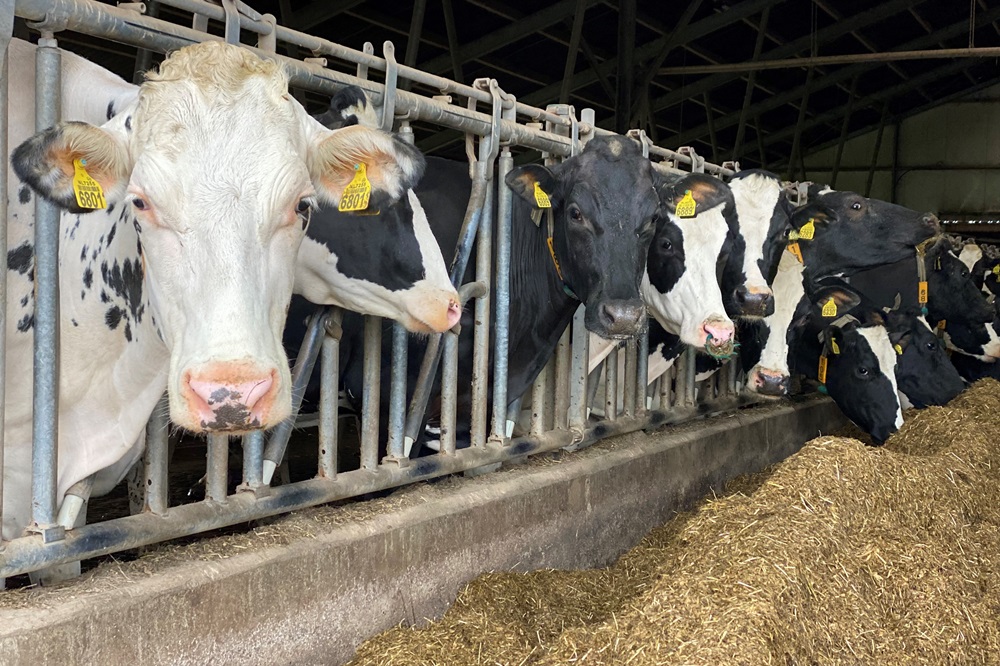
[666,3,1000,148]
[519,0,789,107]
[287,0,368,31]
[650,0,932,114]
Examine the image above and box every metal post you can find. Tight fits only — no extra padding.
[703,91,718,164]
[239,431,264,492]
[490,142,514,442]
[636,322,649,413]
[660,363,673,409]
[401,0,427,90]
[831,75,858,189]
[865,102,890,198]
[732,5,771,162]
[0,0,12,545]
[623,339,637,417]
[786,67,815,181]
[30,36,62,541]
[567,306,590,430]
[470,183,494,447]
[440,0,463,82]
[144,394,170,515]
[360,315,382,470]
[605,348,619,421]
[530,358,551,436]
[441,331,459,455]
[205,434,229,502]
[553,327,571,429]
[385,322,409,460]
[318,309,343,479]
[559,0,588,105]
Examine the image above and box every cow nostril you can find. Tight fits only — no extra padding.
[734,286,749,304]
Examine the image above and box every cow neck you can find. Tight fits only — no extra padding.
[541,208,578,299]
[506,203,580,402]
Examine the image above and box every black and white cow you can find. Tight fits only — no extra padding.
[4,40,421,541]
[336,134,661,452]
[959,240,1000,298]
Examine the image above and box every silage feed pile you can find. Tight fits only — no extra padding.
[349,379,1000,666]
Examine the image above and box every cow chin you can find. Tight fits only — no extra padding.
[170,359,292,434]
[400,284,463,334]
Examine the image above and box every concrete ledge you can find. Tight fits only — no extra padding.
[0,398,846,666]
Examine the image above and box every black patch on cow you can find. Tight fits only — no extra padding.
[106,100,115,121]
[18,186,31,204]
[107,202,115,215]
[125,116,132,132]
[83,266,94,289]
[8,243,33,275]
[102,258,144,323]
[81,290,86,300]
[100,290,110,303]
[17,313,34,332]
[106,221,117,246]
[105,306,124,330]
[19,295,28,307]
[72,319,78,327]
[124,322,132,342]
[80,245,88,262]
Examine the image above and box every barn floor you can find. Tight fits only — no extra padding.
[0,396,844,665]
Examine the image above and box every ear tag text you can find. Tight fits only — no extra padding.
[788,242,803,263]
[676,190,697,218]
[72,159,107,210]
[798,219,816,240]
[817,355,828,384]
[917,281,928,304]
[533,182,552,209]
[821,298,838,318]
[338,163,372,212]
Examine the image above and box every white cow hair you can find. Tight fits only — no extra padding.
[729,172,782,295]
[642,202,733,347]
[959,243,983,273]
[752,249,805,379]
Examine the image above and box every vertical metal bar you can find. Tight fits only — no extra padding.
[553,327,571,429]
[636,323,649,413]
[357,41,374,80]
[205,434,229,502]
[0,9,12,539]
[470,184,494,447]
[220,0,240,44]
[661,363,674,409]
[732,6,771,162]
[386,322,408,459]
[240,431,263,490]
[490,146,514,441]
[830,75,858,189]
[144,394,169,515]
[890,120,901,204]
[703,91,718,164]
[132,0,158,83]
[31,37,61,535]
[559,0,588,104]
[530,359,550,436]
[605,348,619,421]
[567,306,590,430]
[361,315,382,469]
[441,332,459,455]
[402,0,427,71]
[317,309,343,479]
[683,348,696,406]
[865,102,890,198]
[623,339,637,417]
[380,41,398,132]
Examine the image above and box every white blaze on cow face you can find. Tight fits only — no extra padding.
[642,203,735,350]
[959,243,983,273]
[746,249,804,395]
[12,41,423,432]
[857,326,904,432]
[729,172,782,315]
[295,189,460,334]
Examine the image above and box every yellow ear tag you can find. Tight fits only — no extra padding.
[338,163,372,213]
[72,158,107,210]
[831,339,840,355]
[533,182,552,209]
[937,319,947,331]
[798,219,816,241]
[788,242,804,264]
[992,264,999,277]
[917,281,929,304]
[821,298,837,318]
[675,190,697,218]
[788,229,800,241]
[894,343,904,356]
[817,355,828,384]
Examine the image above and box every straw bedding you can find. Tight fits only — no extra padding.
[349,379,1000,666]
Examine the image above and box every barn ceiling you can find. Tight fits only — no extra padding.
[14,0,1000,174]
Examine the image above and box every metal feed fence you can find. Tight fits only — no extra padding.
[0,0,753,582]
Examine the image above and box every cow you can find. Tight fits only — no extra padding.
[335,134,661,453]
[959,240,1000,298]
[4,39,422,544]
[940,299,1000,379]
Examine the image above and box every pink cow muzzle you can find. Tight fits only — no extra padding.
[182,361,282,432]
[700,317,736,358]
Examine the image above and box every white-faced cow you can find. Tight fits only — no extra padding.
[4,39,421,541]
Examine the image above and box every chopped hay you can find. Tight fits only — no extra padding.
[349,379,1000,666]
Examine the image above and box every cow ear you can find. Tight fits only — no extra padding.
[11,121,130,214]
[506,164,559,210]
[310,125,425,206]
[315,85,378,130]
[790,206,831,240]
[823,324,846,356]
[811,284,861,318]
[669,175,730,214]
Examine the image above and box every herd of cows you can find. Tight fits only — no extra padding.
[3,39,999,560]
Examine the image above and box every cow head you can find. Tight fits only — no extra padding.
[726,169,791,319]
[296,86,459,334]
[820,314,902,445]
[12,42,423,433]
[791,191,939,278]
[942,300,1000,361]
[505,135,658,340]
[923,238,994,325]
[642,173,736,356]
[882,308,965,408]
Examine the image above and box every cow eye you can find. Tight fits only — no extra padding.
[659,239,673,252]
[851,201,862,211]
[296,198,313,215]
[132,197,148,211]
[856,366,870,377]
[925,341,936,351]
[568,206,584,222]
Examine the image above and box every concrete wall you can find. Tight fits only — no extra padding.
[0,398,846,666]
[801,83,1000,217]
